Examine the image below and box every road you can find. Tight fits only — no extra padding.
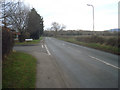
[14,37,118,88]
[45,37,118,88]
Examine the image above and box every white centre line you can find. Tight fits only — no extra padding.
[88,55,120,69]
[44,44,51,55]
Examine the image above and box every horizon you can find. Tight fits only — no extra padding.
[44,28,120,31]
[24,0,119,31]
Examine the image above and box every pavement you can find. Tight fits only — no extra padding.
[14,37,119,88]
[14,39,67,88]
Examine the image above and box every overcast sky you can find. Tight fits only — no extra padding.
[24,0,119,31]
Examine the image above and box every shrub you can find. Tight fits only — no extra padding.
[2,27,14,60]
[75,35,119,47]
[76,36,90,43]
[106,37,118,47]
[90,35,105,44]
[24,32,30,39]
[76,35,105,43]
[18,34,25,42]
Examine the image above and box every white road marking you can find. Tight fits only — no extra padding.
[88,55,120,69]
[42,45,44,48]
[44,44,51,55]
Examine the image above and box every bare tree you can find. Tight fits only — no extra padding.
[60,24,66,31]
[51,22,59,36]
[51,22,60,31]
[2,0,29,31]
[1,0,30,42]
[51,22,66,36]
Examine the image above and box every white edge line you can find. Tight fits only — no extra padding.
[42,45,44,48]
[88,55,120,69]
[44,44,51,55]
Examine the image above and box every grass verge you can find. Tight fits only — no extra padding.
[57,37,120,55]
[15,37,43,45]
[3,51,37,88]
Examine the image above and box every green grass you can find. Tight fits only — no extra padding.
[15,37,43,45]
[57,37,120,55]
[3,52,37,88]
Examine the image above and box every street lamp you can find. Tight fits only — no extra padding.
[87,4,94,33]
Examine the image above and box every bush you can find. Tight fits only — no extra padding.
[106,37,118,47]
[90,35,105,44]
[18,34,25,42]
[24,32,30,39]
[2,27,14,60]
[75,35,119,47]
[76,35,105,43]
[76,36,90,43]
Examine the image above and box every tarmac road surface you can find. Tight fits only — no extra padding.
[14,37,119,88]
[45,37,118,88]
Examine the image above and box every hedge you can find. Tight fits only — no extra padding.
[2,27,14,60]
